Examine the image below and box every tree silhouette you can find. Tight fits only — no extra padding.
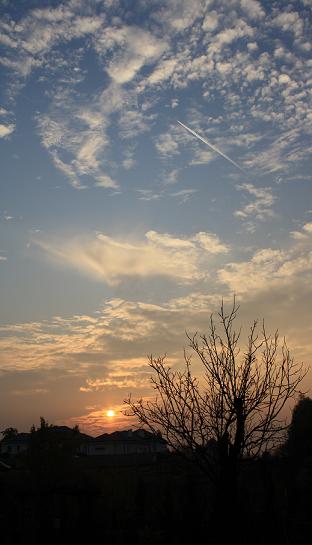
[125,300,305,491]
[285,395,312,458]
[1,427,18,439]
[125,300,306,542]
[28,417,82,473]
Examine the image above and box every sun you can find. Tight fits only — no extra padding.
[106,409,115,417]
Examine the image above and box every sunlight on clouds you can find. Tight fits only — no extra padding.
[79,362,150,392]
[35,230,229,286]
[63,404,133,436]
[218,237,312,296]
[1,286,312,434]
[0,123,15,138]
[291,223,312,240]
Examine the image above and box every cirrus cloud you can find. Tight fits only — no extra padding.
[35,230,229,286]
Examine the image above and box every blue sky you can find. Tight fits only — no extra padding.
[0,0,311,434]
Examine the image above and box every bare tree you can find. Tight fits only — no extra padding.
[124,300,306,480]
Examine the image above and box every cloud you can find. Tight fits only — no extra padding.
[212,20,254,50]
[50,152,83,189]
[1,0,312,436]
[0,123,15,138]
[147,58,178,85]
[170,189,198,203]
[234,183,276,221]
[291,222,312,240]
[273,11,304,39]
[1,281,311,434]
[35,230,229,286]
[240,0,265,20]
[178,120,247,175]
[63,404,134,436]
[278,73,291,85]
[153,0,208,32]
[102,26,167,84]
[2,7,104,57]
[0,294,218,380]
[202,11,219,32]
[190,149,215,165]
[79,358,150,391]
[136,189,162,201]
[118,109,151,139]
[243,129,308,174]
[155,132,180,157]
[218,236,312,297]
[95,175,119,189]
[36,84,126,189]
[165,168,180,185]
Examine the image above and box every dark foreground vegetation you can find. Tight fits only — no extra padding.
[0,450,312,545]
[1,396,312,545]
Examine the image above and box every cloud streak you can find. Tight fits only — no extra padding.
[177,120,248,176]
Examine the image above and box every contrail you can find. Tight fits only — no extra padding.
[177,120,247,176]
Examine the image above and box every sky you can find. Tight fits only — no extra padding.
[0,0,311,436]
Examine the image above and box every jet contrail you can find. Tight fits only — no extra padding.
[177,120,247,176]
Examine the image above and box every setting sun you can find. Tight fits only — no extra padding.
[106,410,115,418]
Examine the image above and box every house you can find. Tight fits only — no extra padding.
[85,429,168,456]
[0,432,30,456]
[0,427,168,459]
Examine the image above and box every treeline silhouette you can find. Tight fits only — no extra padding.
[0,396,312,545]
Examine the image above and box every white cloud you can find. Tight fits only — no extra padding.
[118,109,150,139]
[35,230,229,286]
[240,0,265,20]
[104,26,167,84]
[303,223,312,234]
[153,0,208,32]
[243,129,305,174]
[155,132,180,157]
[95,175,119,189]
[218,237,312,296]
[36,84,128,189]
[273,11,304,39]
[0,123,15,138]
[192,232,229,254]
[213,21,254,50]
[122,157,136,170]
[190,148,215,165]
[170,189,197,203]
[51,152,83,189]
[202,11,219,32]
[148,58,178,85]
[165,168,180,185]
[279,73,291,85]
[291,222,312,240]
[235,183,276,221]
[75,132,108,173]
[136,189,162,201]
